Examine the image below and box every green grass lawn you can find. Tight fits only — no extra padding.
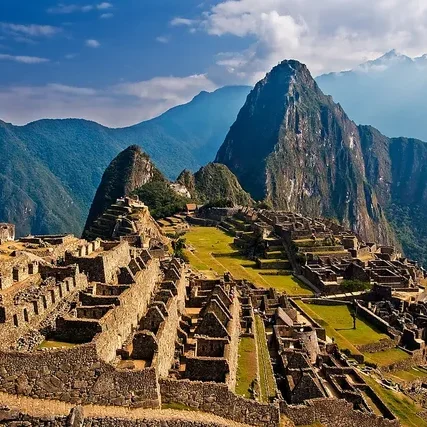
[185,226,313,295]
[295,302,410,367]
[388,366,427,383]
[295,300,362,355]
[254,316,276,402]
[362,374,427,427]
[366,348,410,367]
[297,302,388,346]
[235,337,258,399]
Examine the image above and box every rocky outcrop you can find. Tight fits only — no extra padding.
[84,145,160,233]
[216,60,427,261]
[177,163,253,207]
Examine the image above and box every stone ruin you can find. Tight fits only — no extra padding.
[0,203,425,426]
[0,223,15,244]
[84,196,168,250]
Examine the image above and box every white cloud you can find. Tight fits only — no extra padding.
[0,54,49,64]
[0,23,61,37]
[48,3,113,14]
[85,39,100,48]
[47,83,97,95]
[170,17,198,27]
[97,2,113,10]
[114,74,217,103]
[0,74,217,127]
[156,36,169,44]
[64,53,77,59]
[181,0,427,82]
[100,13,114,19]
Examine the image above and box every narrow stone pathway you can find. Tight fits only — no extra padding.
[0,392,252,426]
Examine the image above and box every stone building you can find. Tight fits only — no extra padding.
[0,223,15,244]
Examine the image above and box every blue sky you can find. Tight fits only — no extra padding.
[0,0,426,127]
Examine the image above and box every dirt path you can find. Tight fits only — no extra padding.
[0,392,251,426]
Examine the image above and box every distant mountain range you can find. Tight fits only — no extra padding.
[0,85,251,236]
[316,50,427,141]
[216,59,427,266]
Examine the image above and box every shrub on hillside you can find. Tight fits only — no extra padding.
[340,279,371,292]
[133,181,190,219]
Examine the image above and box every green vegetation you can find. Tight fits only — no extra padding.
[254,316,276,402]
[388,202,427,267]
[185,226,313,295]
[298,302,388,346]
[172,237,189,262]
[295,301,387,358]
[367,348,409,367]
[296,302,412,367]
[178,163,253,209]
[0,86,251,236]
[200,198,235,209]
[388,367,427,383]
[235,337,258,399]
[362,374,427,427]
[193,163,253,206]
[134,180,190,219]
[340,279,372,292]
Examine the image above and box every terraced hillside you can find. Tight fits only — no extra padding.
[184,226,313,296]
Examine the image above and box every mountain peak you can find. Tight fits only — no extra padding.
[216,58,394,244]
[83,145,158,235]
[383,49,399,58]
[271,59,310,78]
[356,50,413,72]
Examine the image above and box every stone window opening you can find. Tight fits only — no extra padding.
[23,308,29,322]
[13,314,18,327]
[42,295,48,309]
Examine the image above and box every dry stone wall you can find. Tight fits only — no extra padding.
[65,241,131,283]
[160,378,280,427]
[0,408,253,427]
[94,258,160,362]
[280,398,399,427]
[0,344,160,408]
[153,294,181,377]
[227,294,240,389]
[0,272,88,350]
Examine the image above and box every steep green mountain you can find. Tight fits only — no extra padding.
[316,50,427,141]
[83,145,161,234]
[0,85,251,236]
[0,121,82,236]
[84,148,252,232]
[216,60,427,265]
[177,163,253,206]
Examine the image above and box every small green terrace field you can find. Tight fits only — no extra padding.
[362,374,427,427]
[297,302,388,346]
[185,226,313,295]
[367,348,410,367]
[296,302,410,367]
[254,316,276,402]
[235,337,257,399]
[388,366,427,383]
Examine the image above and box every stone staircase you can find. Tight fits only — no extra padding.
[85,203,135,240]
